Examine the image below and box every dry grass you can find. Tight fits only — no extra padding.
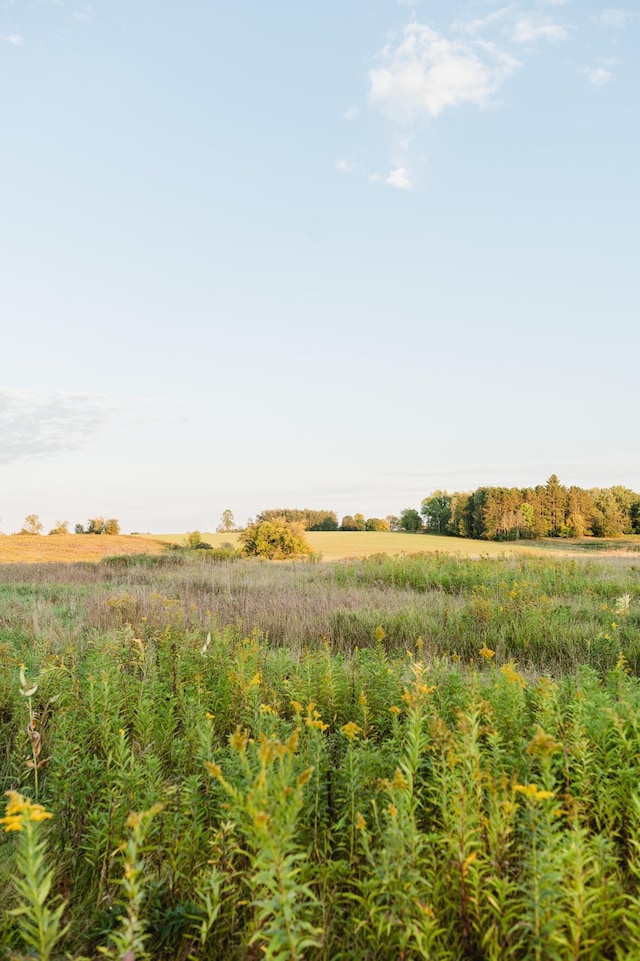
[0,534,168,564]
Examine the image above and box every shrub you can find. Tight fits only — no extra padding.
[239,520,312,559]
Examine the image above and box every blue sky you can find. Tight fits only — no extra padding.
[1,0,639,533]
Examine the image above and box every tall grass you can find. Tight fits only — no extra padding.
[1,552,640,957]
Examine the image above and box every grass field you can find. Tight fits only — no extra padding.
[0,533,168,564]
[3,531,640,566]
[2,550,640,958]
[151,530,536,559]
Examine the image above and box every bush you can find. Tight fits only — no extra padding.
[239,520,312,559]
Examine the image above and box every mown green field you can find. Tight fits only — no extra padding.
[2,550,640,959]
[151,530,537,559]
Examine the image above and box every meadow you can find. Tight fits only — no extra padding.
[2,548,640,959]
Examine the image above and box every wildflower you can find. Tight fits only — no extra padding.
[514,783,555,802]
[388,804,398,818]
[373,625,386,642]
[611,622,618,630]
[615,594,631,617]
[229,726,249,753]
[341,721,362,741]
[501,662,526,688]
[356,812,366,831]
[290,700,304,714]
[204,761,224,780]
[391,768,408,790]
[480,643,495,660]
[616,652,629,672]
[389,705,402,716]
[1,791,52,832]
[296,767,314,787]
[527,725,561,759]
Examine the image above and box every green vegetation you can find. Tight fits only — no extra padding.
[74,516,121,535]
[2,551,640,958]
[419,475,640,541]
[239,519,312,559]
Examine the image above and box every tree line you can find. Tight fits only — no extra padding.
[419,475,640,540]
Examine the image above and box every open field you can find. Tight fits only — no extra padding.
[0,533,168,564]
[2,550,640,958]
[3,531,640,567]
[151,530,538,559]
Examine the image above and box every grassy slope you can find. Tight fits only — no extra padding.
[150,530,533,560]
[0,534,168,564]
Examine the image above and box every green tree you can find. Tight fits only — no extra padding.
[20,514,43,535]
[353,513,366,531]
[365,517,391,532]
[399,509,423,533]
[217,509,236,533]
[420,491,452,535]
[239,520,311,559]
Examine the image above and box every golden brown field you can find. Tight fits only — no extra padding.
[0,534,167,564]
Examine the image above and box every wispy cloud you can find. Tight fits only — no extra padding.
[511,18,570,43]
[3,33,24,45]
[370,23,519,122]
[386,167,412,189]
[580,65,613,87]
[593,8,640,29]
[0,389,111,465]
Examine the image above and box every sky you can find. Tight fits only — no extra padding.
[1,0,639,533]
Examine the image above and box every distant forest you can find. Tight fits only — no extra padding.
[257,476,640,542]
[420,475,640,540]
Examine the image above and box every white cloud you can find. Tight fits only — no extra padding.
[511,18,569,42]
[5,33,24,45]
[386,167,412,189]
[335,158,357,173]
[581,65,613,86]
[0,389,111,465]
[453,6,515,37]
[370,23,520,122]
[593,8,640,29]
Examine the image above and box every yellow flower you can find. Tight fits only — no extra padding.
[1,791,52,832]
[501,662,526,688]
[229,726,249,753]
[356,812,366,831]
[389,705,402,716]
[527,726,561,759]
[296,766,314,787]
[611,622,618,629]
[373,625,387,642]
[290,700,304,714]
[341,721,362,741]
[204,761,224,780]
[514,783,555,802]
[480,643,495,660]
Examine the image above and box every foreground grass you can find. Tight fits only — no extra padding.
[1,552,640,959]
